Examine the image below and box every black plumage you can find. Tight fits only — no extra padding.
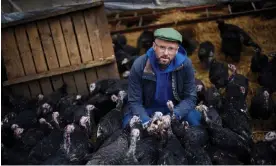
[157,128,189,165]
[204,86,223,110]
[250,88,274,120]
[195,78,206,104]
[86,131,129,165]
[250,141,276,165]
[137,30,154,54]
[198,41,215,69]
[250,50,269,73]
[209,59,229,89]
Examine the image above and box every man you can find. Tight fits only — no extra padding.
[122,28,201,129]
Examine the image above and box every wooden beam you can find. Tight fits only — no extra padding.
[2,0,103,29]
[110,6,276,34]
[3,56,115,86]
[7,0,22,12]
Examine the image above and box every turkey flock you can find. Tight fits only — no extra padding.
[2,19,276,165]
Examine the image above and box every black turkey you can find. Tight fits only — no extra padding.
[204,86,223,110]
[112,33,127,52]
[167,100,209,147]
[221,100,252,142]
[195,78,206,104]
[123,116,158,165]
[217,19,260,62]
[202,108,252,163]
[57,94,84,112]
[225,73,249,111]
[250,140,276,165]
[36,83,68,116]
[95,94,125,146]
[86,130,129,165]
[42,124,92,165]
[9,109,37,132]
[171,118,209,148]
[58,104,96,136]
[179,27,198,55]
[157,127,189,165]
[196,104,222,126]
[250,49,269,73]
[206,145,243,165]
[86,93,117,124]
[89,78,126,95]
[137,30,154,54]
[198,41,215,69]
[28,129,63,164]
[184,142,213,165]
[2,93,32,113]
[250,88,274,120]
[114,49,134,77]
[258,56,276,93]
[209,59,229,89]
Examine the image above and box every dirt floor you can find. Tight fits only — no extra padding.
[121,10,276,142]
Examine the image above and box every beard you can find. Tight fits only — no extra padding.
[157,56,171,65]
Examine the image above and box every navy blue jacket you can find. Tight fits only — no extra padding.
[127,46,197,124]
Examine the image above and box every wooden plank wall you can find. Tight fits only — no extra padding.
[1,5,119,98]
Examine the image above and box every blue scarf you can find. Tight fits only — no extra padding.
[146,46,187,116]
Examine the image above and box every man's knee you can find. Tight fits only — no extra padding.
[184,109,202,126]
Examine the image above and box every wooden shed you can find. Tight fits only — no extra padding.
[1,0,119,98]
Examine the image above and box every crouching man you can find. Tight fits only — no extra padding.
[123,28,201,129]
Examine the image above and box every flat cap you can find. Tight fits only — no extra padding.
[154,28,182,43]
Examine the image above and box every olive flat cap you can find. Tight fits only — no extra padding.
[154,28,182,43]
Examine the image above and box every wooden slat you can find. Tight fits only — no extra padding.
[95,6,119,79]
[40,78,54,95]
[48,18,70,67]
[25,22,53,95]
[3,56,115,86]
[37,19,64,91]
[82,10,103,88]
[60,15,82,94]
[2,28,25,79]
[28,81,42,97]
[2,28,31,97]
[71,12,93,62]
[14,26,37,75]
[48,17,79,94]
[82,9,107,80]
[59,15,81,65]
[25,23,48,73]
[84,9,103,60]
[37,20,60,69]
[14,25,41,97]
[84,69,98,90]
[60,14,88,95]
[51,76,64,91]
[72,12,98,94]
[73,71,88,95]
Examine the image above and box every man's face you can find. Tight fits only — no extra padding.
[153,38,179,66]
